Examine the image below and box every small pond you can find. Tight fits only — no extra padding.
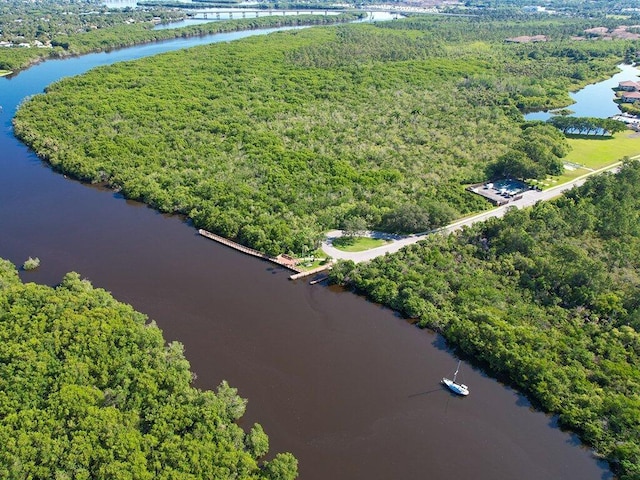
[525,63,640,121]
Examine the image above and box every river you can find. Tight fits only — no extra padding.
[0,27,612,480]
[525,63,640,121]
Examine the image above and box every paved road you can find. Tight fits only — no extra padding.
[321,162,622,263]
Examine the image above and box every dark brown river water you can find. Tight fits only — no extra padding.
[0,31,613,480]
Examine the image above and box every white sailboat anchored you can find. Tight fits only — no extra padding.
[442,360,469,396]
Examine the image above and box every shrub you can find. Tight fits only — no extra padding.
[22,256,40,271]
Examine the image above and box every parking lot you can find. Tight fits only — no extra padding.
[469,178,532,205]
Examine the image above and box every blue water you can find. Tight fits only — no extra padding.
[525,63,640,121]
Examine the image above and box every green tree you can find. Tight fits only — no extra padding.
[343,216,368,237]
[381,204,432,234]
[0,258,298,480]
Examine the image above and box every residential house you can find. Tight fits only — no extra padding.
[618,80,640,91]
[621,91,640,103]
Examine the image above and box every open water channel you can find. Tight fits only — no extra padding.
[0,26,614,480]
[525,63,640,121]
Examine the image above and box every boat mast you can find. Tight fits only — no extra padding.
[453,360,461,383]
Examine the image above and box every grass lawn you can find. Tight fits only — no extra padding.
[565,132,640,168]
[296,258,330,270]
[534,132,640,188]
[296,259,329,270]
[333,236,390,252]
[291,249,330,270]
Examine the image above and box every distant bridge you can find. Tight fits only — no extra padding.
[186,9,344,20]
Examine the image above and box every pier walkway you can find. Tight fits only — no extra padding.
[198,229,331,279]
[199,228,269,259]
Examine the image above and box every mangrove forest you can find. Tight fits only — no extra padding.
[330,160,640,479]
[0,258,298,479]
[14,16,640,255]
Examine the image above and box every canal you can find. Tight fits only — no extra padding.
[0,26,612,480]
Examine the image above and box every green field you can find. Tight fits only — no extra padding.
[566,132,640,167]
[534,132,640,187]
[332,236,389,252]
[293,249,330,270]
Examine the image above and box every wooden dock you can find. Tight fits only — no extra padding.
[198,229,333,280]
[289,264,332,281]
[199,229,265,258]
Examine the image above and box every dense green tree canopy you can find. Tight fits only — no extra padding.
[0,0,180,70]
[487,122,569,179]
[0,0,183,45]
[0,259,297,479]
[330,160,640,480]
[14,16,636,255]
[445,0,640,20]
[0,5,363,72]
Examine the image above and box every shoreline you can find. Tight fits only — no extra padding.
[0,12,365,75]
[198,229,332,280]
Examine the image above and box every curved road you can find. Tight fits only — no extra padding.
[321,162,623,263]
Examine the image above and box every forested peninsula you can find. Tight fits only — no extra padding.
[14,16,638,255]
[330,161,640,479]
[9,10,640,480]
[0,11,364,72]
[0,258,297,479]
